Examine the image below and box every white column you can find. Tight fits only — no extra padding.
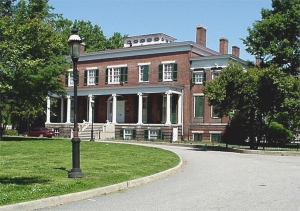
[112,94,117,124]
[66,95,71,123]
[46,96,51,124]
[60,98,64,123]
[177,94,182,125]
[88,94,93,123]
[165,91,171,125]
[137,92,143,124]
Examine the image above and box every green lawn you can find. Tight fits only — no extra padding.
[0,140,180,206]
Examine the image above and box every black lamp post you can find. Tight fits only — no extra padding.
[90,98,95,142]
[68,27,84,178]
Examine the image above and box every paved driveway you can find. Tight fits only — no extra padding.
[40,144,300,211]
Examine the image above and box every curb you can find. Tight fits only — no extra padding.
[0,148,184,211]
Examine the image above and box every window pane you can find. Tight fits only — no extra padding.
[88,70,95,85]
[195,72,203,83]
[164,64,173,80]
[194,134,202,142]
[211,134,221,142]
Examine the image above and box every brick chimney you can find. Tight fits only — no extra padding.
[232,46,240,57]
[196,25,206,47]
[219,37,228,55]
[80,42,86,54]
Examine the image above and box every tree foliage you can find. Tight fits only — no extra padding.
[203,62,300,145]
[0,0,69,131]
[0,0,127,134]
[242,0,300,75]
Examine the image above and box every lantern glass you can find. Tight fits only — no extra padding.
[69,41,81,59]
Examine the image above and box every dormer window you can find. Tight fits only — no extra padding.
[154,37,159,41]
[147,38,152,42]
[140,39,145,43]
[134,40,138,43]
[127,40,132,44]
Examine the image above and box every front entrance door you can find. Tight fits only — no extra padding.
[107,100,125,123]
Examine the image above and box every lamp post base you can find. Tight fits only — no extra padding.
[68,168,84,178]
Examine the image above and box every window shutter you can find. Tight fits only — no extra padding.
[105,68,108,84]
[132,129,136,139]
[84,70,87,86]
[143,65,149,81]
[65,73,69,86]
[195,96,204,117]
[172,63,178,81]
[95,69,99,85]
[192,72,195,83]
[203,71,207,84]
[120,129,124,139]
[158,64,163,81]
[158,130,163,140]
[144,130,149,140]
[121,67,128,83]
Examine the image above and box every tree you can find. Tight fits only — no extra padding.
[203,62,299,148]
[0,0,17,16]
[0,0,69,134]
[107,32,127,49]
[242,0,300,76]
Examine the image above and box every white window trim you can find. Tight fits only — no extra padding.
[212,70,221,80]
[139,64,150,83]
[192,131,204,134]
[138,62,151,66]
[194,71,204,84]
[86,67,98,70]
[87,68,97,86]
[161,60,175,64]
[107,67,121,84]
[107,64,127,68]
[148,129,159,140]
[68,69,74,87]
[209,131,222,134]
[163,63,173,82]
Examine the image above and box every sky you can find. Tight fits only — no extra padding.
[49,0,272,62]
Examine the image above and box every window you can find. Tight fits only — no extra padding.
[211,133,221,142]
[120,129,136,140]
[65,70,79,87]
[194,95,204,117]
[105,66,128,84]
[192,71,206,84]
[212,70,220,79]
[139,64,149,82]
[211,106,219,118]
[144,129,163,140]
[84,69,99,86]
[194,134,202,142]
[158,62,177,82]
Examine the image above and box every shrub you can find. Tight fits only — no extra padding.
[267,122,293,143]
[4,129,18,136]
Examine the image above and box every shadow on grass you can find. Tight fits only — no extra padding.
[0,176,50,185]
[54,167,69,173]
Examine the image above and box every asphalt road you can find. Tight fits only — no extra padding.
[39,144,300,211]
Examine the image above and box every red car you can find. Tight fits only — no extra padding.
[28,127,55,138]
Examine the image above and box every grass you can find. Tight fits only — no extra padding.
[0,139,180,206]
